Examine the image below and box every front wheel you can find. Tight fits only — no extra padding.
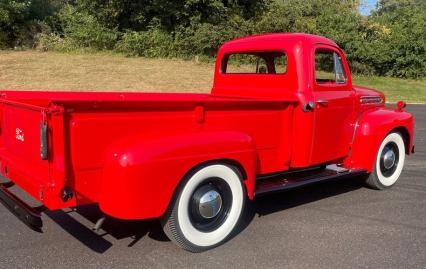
[161,164,246,252]
[365,132,406,190]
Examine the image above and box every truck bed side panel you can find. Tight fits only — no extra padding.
[65,101,293,218]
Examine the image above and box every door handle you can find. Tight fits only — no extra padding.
[302,102,315,112]
[316,99,329,106]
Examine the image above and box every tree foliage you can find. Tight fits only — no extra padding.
[1,0,425,78]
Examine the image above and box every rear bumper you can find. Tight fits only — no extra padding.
[0,181,43,232]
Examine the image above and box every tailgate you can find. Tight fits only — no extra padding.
[0,99,73,209]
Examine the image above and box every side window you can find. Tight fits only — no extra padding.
[315,49,346,85]
[222,52,287,74]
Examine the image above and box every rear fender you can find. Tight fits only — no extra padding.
[344,107,414,172]
[99,131,256,220]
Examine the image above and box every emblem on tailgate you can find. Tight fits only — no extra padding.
[15,128,24,142]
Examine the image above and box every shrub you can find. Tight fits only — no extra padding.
[115,29,174,57]
[365,2,426,78]
[0,0,31,47]
[57,5,118,50]
[36,32,64,51]
[174,16,252,58]
[0,0,61,48]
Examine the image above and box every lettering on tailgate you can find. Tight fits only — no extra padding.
[15,128,24,142]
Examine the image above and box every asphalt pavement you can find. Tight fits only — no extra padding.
[0,105,425,269]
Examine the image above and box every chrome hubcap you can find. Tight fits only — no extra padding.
[198,190,222,219]
[380,142,399,177]
[189,178,232,232]
[383,149,396,169]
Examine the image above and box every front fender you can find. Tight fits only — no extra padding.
[345,107,414,172]
[98,131,256,220]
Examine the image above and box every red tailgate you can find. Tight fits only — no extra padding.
[0,100,74,209]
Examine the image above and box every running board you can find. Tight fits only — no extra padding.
[255,167,367,196]
[0,183,43,232]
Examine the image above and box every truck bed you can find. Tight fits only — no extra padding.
[0,90,297,215]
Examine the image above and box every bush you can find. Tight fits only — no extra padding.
[368,4,426,78]
[36,32,65,51]
[0,32,8,48]
[0,0,31,47]
[189,20,250,56]
[174,17,252,58]
[115,29,174,57]
[0,0,62,48]
[57,5,118,50]
[349,61,376,76]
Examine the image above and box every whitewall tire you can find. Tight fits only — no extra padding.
[365,132,406,190]
[161,164,246,252]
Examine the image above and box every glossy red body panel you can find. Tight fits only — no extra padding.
[100,131,258,219]
[0,33,414,220]
[344,107,414,171]
[309,43,356,165]
[0,101,75,209]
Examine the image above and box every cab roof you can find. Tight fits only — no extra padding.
[220,33,338,53]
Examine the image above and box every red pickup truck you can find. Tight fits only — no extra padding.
[0,33,414,252]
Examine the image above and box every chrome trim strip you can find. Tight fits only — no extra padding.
[360,96,382,104]
[349,111,363,155]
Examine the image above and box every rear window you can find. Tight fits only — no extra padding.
[222,52,287,74]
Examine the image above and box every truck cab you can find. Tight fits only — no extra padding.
[0,33,414,252]
[214,33,379,168]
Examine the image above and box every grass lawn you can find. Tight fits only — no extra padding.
[353,76,426,103]
[1,50,425,103]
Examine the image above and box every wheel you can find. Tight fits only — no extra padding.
[365,132,406,190]
[161,164,246,252]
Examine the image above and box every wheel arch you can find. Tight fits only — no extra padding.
[344,108,414,172]
[182,158,249,183]
[98,131,257,220]
[391,126,411,155]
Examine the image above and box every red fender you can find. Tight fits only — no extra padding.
[98,131,256,220]
[344,107,414,172]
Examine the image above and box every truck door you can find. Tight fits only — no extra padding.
[310,45,355,165]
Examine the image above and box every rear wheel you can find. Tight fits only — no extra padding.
[161,164,245,252]
[365,132,406,190]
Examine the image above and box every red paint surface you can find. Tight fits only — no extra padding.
[0,33,414,219]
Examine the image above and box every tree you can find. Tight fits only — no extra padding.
[0,0,31,47]
[369,0,426,77]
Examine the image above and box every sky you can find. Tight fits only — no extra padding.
[359,0,378,15]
